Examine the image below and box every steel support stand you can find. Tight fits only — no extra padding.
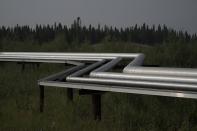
[22,62,25,71]
[39,85,44,112]
[92,94,101,120]
[67,88,73,101]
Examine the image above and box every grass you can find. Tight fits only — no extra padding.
[1,37,197,130]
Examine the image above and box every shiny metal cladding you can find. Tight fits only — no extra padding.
[91,57,122,73]
[89,72,197,84]
[1,52,197,99]
[123,66,197,77]
[67,77,197,91]
[68,60,106,77]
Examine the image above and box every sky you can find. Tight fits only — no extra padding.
[0,0,197,34]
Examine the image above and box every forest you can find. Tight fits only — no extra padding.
[0,17,196,45]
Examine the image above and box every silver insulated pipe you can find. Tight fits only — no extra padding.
[1,52,197,98]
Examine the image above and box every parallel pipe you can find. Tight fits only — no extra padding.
[90,72,197,84]
[67,77,197,91]
[39,62,85,81]
[69,60,106,77]
[91,57,122,73]
[0,52,142,59]
[0,58,103,63]
[0,52,141,63]
[2,52,197,95]
[123,67,197,77]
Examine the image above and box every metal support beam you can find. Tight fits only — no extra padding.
[18,62,40,71]
[22,62,25,71]
[36,63,40,69]
[67,88,73,101]
[39,85,44,112]
[92,94,101,120]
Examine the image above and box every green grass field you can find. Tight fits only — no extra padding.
[1,37,197,130]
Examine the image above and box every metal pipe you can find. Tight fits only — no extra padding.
[91,57,122,73]
[123,67,197,77]
[38,81,197,99]
[38,62,85,81]
[65,60,85,66]
[0,52,143,58]
[0,56,113,60]
[64,55,197,92]
[66,60,197,92]
[3,51,197,97]
[123,53,145,70]
[69,60,106,77]
[0,58,103,63]
[67,77,197,91]
[90,72,197,84]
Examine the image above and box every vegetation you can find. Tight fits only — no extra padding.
[1,18,197,130]
[0,17,197,45]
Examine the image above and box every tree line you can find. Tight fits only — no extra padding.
[0,17,196,45]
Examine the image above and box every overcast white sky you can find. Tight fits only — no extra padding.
[0,0,197,33]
